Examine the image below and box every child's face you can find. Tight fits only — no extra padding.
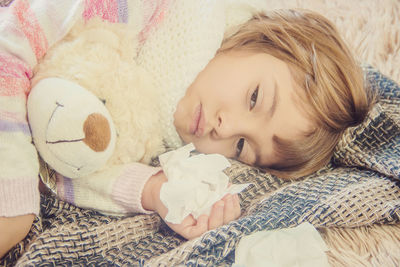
[174,50,313,167]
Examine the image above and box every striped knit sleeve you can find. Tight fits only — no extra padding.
[0,0,83,217]
[56,163,161,215]
[81,0,172,42]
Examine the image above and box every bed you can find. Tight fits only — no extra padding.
[1,0,399,266]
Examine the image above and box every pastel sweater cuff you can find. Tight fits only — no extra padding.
[0,177,40,217]
[112,163,161,214]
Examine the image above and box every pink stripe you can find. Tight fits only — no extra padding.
[83,0,118,23]
[139,0,170,43]
[12,0,48,61]
[0,76,31,96]
[0,53,30,79]
[0,52,32,79]
[0,110,25,123]
[0,176,40,216]
[0,52,32,96]
[112,163,161,213]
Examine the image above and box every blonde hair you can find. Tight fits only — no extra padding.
[218,9,375,179]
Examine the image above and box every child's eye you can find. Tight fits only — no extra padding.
[250,86,259,110]
[236,138,245,158]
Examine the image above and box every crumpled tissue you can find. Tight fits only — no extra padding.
[233,222,330,267]
[159,143,250,224]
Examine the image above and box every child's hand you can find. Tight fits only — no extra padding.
[160,193,241,240]
[142,172,241,240]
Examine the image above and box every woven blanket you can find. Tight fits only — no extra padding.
[1,66,399,266]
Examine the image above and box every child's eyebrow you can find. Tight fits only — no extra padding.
[252,81,279,166]
[268,80,279,119]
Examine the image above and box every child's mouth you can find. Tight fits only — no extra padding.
[190,103,204,137]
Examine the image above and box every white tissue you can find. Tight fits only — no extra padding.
[233,222,330,267]
[159,143,250,224]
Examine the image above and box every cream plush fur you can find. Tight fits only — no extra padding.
[31,19,165,175]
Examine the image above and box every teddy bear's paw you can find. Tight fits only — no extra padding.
[28,77,117,178]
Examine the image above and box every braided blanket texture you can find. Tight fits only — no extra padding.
[1,66,399,266]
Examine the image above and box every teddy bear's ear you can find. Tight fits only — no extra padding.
[27,77,116,179]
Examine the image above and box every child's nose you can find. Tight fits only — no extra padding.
[213,113,237,139]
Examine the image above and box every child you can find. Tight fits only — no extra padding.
[183,9,374,179]
[0,0,373,258]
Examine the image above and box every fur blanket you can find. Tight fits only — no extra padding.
[1,0,400,266]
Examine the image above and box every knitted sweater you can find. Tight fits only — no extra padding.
[0,0,267,217]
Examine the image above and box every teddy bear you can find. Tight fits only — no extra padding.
[28,17,165,178]
[27,0,268,180]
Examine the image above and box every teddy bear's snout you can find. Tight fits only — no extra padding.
[83,113,111,152]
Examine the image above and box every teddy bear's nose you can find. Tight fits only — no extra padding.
[83,113,111,152]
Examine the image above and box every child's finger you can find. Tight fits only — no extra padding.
[185,214,208,239]
[233,194,241,219]
[223,194,235,224]
[208,200,224,230]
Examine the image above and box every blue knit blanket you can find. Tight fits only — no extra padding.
[2,66,399,266]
